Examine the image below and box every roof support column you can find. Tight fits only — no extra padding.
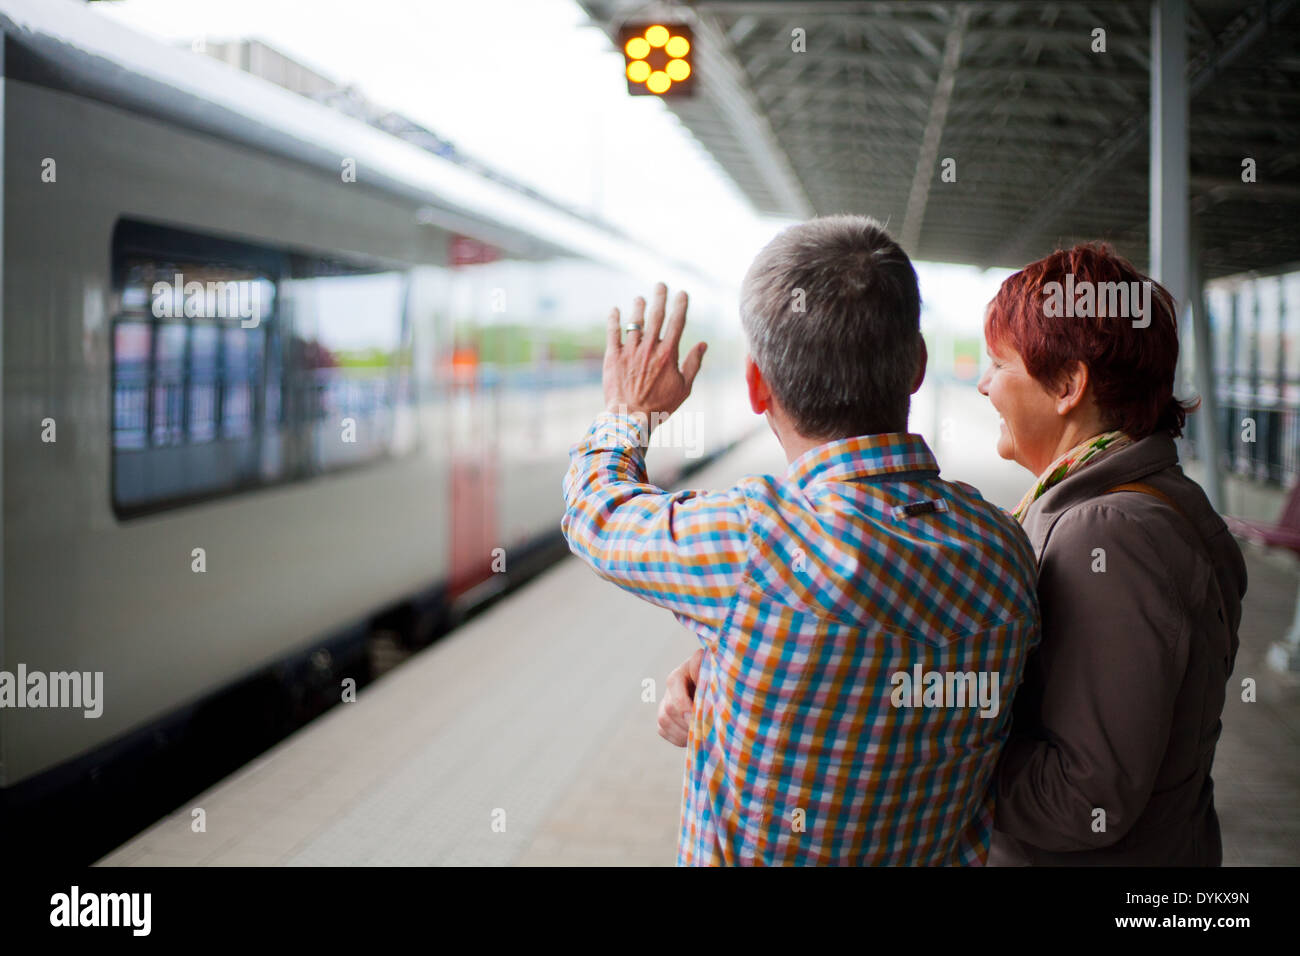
[1187,232,1225,511]
[1150,0,1222,510]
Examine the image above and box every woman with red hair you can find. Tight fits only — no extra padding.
[979,243,1248,865]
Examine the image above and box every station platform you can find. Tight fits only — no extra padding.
[96,414,1300,866]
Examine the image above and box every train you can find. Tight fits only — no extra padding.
[0,0,752,855]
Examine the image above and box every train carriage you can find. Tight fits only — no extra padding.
[0,0,749,836]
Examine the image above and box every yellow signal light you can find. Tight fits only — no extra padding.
[665,58,691,81]
[619,22,695,97]
[645,24,670,47]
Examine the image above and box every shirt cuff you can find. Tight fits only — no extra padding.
[587,409,650,450]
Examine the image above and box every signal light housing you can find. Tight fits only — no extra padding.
[619,23,695,98]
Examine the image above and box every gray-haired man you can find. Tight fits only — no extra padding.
[562,215,1040,865]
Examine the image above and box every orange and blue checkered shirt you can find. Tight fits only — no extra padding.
[562,411,1040,865]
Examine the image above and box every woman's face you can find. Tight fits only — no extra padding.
[976,334,1063,475]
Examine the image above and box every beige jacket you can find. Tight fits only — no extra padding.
[990,432,1247,866]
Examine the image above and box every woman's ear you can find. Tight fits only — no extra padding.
[1055,360,1090,415]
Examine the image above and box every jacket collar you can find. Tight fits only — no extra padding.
[785,433,940,489]
[1020,431,1181,552]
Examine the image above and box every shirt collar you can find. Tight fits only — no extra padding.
[785,432,940,489]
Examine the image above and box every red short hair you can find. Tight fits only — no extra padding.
[985,243,1193,439]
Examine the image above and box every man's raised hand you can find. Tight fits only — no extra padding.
[603,282,707,432]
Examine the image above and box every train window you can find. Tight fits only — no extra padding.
[188,323,220,444]
[221,326,262,440]
[111,254,277,512]
[110,219,414,517]
[280,259,412,473]
[112,321,151,451]
[151,320,189,447]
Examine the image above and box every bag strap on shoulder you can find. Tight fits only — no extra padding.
[1105,481,1187,520]
[1104,481,1213,564]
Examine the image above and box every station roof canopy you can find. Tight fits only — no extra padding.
[579,0,1300,279]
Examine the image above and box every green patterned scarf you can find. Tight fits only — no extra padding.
[1012,430,1132,522]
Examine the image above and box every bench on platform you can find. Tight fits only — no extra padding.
[1225,482,1300,555]
[1225,483,1300,672]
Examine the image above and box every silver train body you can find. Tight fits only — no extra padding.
[0,0,751,791]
